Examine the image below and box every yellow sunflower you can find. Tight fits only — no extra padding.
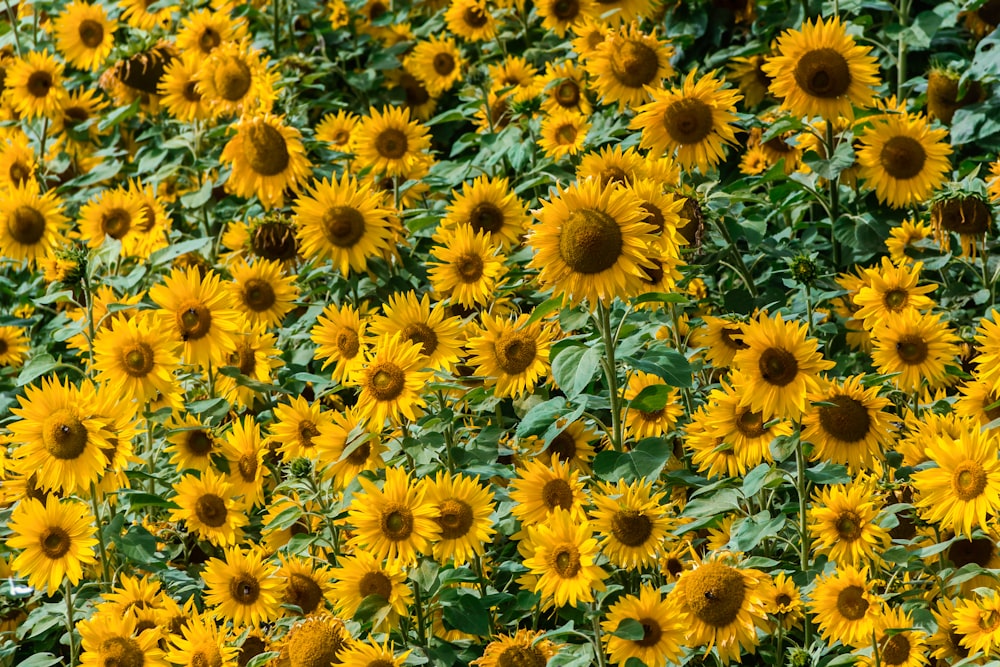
[440,175,529,248]
[165,613,238,667]
[974,309,1000,393]
[350,333,434,426]
[276,554,335,616]
[509,457,587,526]
[351,105,432,178]
[339,640,409,667]
[691,315,748,368]
[268,395,331,462]
[956,379,1000,428]
[537,0,596,37]
[424,470,496,565]
[310,302,369,383]
[5,51,67,119]
[0,133,38,192]
[0,326,28,366]
[347,466,441,566]
[158,54,214,122]
[53,1,116,72]
[588,23,674,110]
[118,0,175,29]
[952,592,1000,657]
[78,614,167,667]
[808,477,890,566]
[465,312,557,399]
[522,508,607,607]
[330,550,413,631]
[175,8,247,57]
[764,572,804,630]
[630,69,743,173]
[857,110,952,209]
[314,110,359,151]
[886,218,934,264]
[77,186,149,256]
[202,546,282,627]
[590,479,671,570]
[164,415,217,473]
[445,0,496,41]
[802,374,896,470]
[0,182,69,265]
[196,40,278,116]
[227,257,298,329]
[471,629,560,667]
[488,55,543,103]
[403,35,464,96]
[169,470,249,547]
[857,606,929,667]
[538,110,591,159]
[275,616,351,667]
[316,408,386,489]
[601,584,686,667]
[220,415,268,507]
[763,15,879,120]
[369,291,465,372]
[810,565,882,648]
[427,224,507,309]
[92,311,181,404]
[622,371,683,442]
[220,113,312,210]
[7,496,98,594]
[870,309,959,392]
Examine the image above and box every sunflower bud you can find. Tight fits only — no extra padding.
[788,647,810,667]
[789,254,818,286]
[289,457,313,478]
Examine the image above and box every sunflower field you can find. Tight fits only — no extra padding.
[10,0,1000,665]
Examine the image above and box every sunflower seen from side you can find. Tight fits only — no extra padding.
[7,496,98,595]
[601,584,686,667]
[220,113,311,210]
[202,546,281,628]
[221,415,269,508]
[952,591,1000,658]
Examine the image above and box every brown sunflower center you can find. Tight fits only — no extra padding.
[122,342,155,377]
[101,207,132,239]
[883,288,908,310]
[99,637,144,667]
[879,136,926,181]
[242,278,276,312]
[238,635,267,667]
[454,252,485,283]
[402,322,438,357]
[555,122,578,145]
[835,510,862,541]
[550,543,582,577]
[287,619,346,667]
[685,562,747,628]
[77,19,106,48]
[611,40,660,88]
[0,339,7,355]
[599,167,628,187]
[494,330,537,374]
[320,205,366,248]
[27,70,53,98]
[497,645,548,667]
[237,454,258,482]
[40,526,71,558]
[358,571,393,600]
[230,572,261,604]
[137,204,156,232]
[635,617,663,647]
[775,593,792,607]
[464,5,489,26]
[9,161,31,186]
[469,202,505,233]
[199,27,222,53]
[212,57,252,101]
[367,361,406,402]
[611,508,653,546]
[185,430,213,456]
[195,493,228,527]
[949,536,994,568]
[375,128,408,159]
[835,584,869,621]
[541,478,574,511]
[640,203,665,234]
[436,498,474,539]
[881,632,911,667]
[191,648,223,667]
[336,327,361,358]
[953,460,989,501]
[554,80,580,107]
[44,409,89,460]
[663,98,713,145]
[548,429,577,462]
[932,197,993,235]
[380,504,414,540]
[10,205,46,245]
[433,52,456,77]
[792,48,851,99]
[346,440,371,465]
[817,394,871,443]
[297,421,319,448]
[720,326,747,351]
[235,341,255,375]
[559,207,623,274]
[895,335,928,365]
[735,408,766,438]
[243,122,290,177]
[177,302,213,341]
[286,572,323,614]
[758,347,798,386]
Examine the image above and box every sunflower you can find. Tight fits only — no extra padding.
[427,224,506,309]
[488,55,542,103]
[221,113,311,210]
[870,309,959,392]
[196,41,277,116]
[589,23,674,110]
[77,186,148,255]
[445,0,495,41]
[952,592,1000,657]
[338,640,409,667]
[386,68,438,121]
[571,17,609,61]
[55,86,109,153]
[8,376,111,495]
[853,257,937,330]
[731,311,834,421]
[522,508,606,607]
[538,110,590,159]
[808,478,889,566]
[764,572,804,630]
[691,315,748,368]
[227,258,298,329]
[472,629,560,667]
[314,409,385,490]
[315,110,359,151]
[169,470,248,547]
[331,551,413,631]
[310,302,369,383]
[347,466,441,566]
[369,291,465,372]
[78,614,167,667]
[350,333,434,426]
[810,565,882,647]
[0,182,69,265]
[424,471,496,565]
[630,69,743,173]
[588,0,655,25]
[801,375,896,470]
[221,416,268,507]
[93,312,180,404]
[855,607,929,667]
[669,557,770,663]
[467,312,557,398]
[7,496,97,594]
[404,36,464,96]
[590,479,670,570]
[622,371,683,442]
[118,0,175,29]
[165,614,238,667]
[509,457,587,526]
[704,380,791,469]
[974,309,1000,393]
[521,419,599,471]
[763,16,879,120]
[857,110,952,209]
[0,326,28,366]
[351,105,432,178]
[268,395,331,462]
[202,547,281,627]
[222,328,279,404]
[441,175,529,248]
[275,615,351,667]
[53,1,116,72]
[0,134,38,191]
[886,218,934,264]
[727,52,772,108]
[537,0,595,37]
[164,415,217,473]
[276,554,335,616]
[685,405,749,479]
[158,54,213,122]
[5,51,67,119]
[601,584,686,667]
[956,379,1000,428]
[148,266,241,369]
[175,8,247,57]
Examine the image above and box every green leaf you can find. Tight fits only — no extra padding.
[632,348,693,388]
[593,438,672,483]
[516,397,573,438]
[180,178,214,208]
[246,653,280,667]
[628,384,672,412]
[264,504,303,532]
[629,292,688,306]
[97,99,141,132]
[551,343,602,399]
[612,618,645,640]
[729,512,785,552]
[13,654,62,667]
[441,592,491,636]
[119,491,178,510]
[524,295,565,326]
[802,140,855,180]
[16,353,57,386]
[147,237,212,267]
[741,463,772,497]
[805,462,851,485]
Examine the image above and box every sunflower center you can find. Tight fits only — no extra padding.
[948,537,994,568]
[321,205,366,248]
[818,394,871,442]
[358,571,393,600]
[663,98,713,145]
[610,508,653,546]
[0,339,7,355]
[297,421,319,448]
[191,648,223,667]
[288,619,346,667]
[541,478,574,511]
[555,122,578,145]
[611,40,660,88]
[881,632,911,667]
[953,460,989,501]
[495,331,537,374]
[879,136,926,181]
[346,440,370,465]
[775,593,792,607]
[792,48,851,99]
[548,429,577,461]
[600,166,628,186]
[213,57,252,101]
[635,617,663,647]
[44,409,89,460]
[685,562,746,628]
[195,493,228,527]
[402,322,439,358]
[101,207,133,239]
[835,510,862,541]
[287,572,323,614]
[137,204,156,232]
[436,498,474,539]
[367,361,406,401]
[40,527,71,558]
[469,202,505,233]
[894,335,928,365]
[242,278,276,313]
[229,572,261,604]
[336,328,361,358]
[199,27,222,53]
[99,637,144,667]
[496,646,548,667]
[883,288,908,310]
[243,122,290,177]
[375,129,408,160]
[454,252,485,283]
[122,342,155,377]
[463,5,488,26]
[9,205,46,245]
[735,408,766,438]
[76,19,104,48]
[835,584,868,620]
[559,207,623,274]
[550,544,582,577]
[186,430,213,456]
[665,557,683,577]
[177,303,213,341]
[758,347,798,386]
[554,80,580,107]
[639,203,665,234]
[27,70,53,98]
[433,52,456,77]
[9,161,31,186]
[380,505,414,540]
[720,326,748,351]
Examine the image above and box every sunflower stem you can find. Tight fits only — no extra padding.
[714,218,758,298]
[38,116,48,170]
[3,0,21,56]
[590,602,607,667]
[89,482,112,588]
[794,435,813,650]
[64,579,77,666]
[872,628,882,667]
[596,301,623,451]
[775,619,784,666]
[825,123,841,269]
[272,0,281,53]
[413,581,429,650]
[896,0,910,101]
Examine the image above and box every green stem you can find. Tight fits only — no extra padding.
[714,219,759,297]
[591,602,608,667]
[872,628,882,667]
[795,435,813,650]
[89,483,112,587]
[897,0,909,100]
[596,302,623,451]
[273,0,281,52]
[775,620,784,667]
[803,284,814,335]
[64,580,77,666]
[3,0,20,56]
[413,583,428,650]
[826,123,841,269]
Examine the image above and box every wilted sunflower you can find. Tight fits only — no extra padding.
[93,312,180,404]
[149,266,241,369]
[311,302,368,383]
[808,478,889,566]
[522,508,607,607]
[0,325,28,366]
[810,565,882,647]
[369,291,465,372]
[404,35,464,96]
[5,51,67,119]
[276,554,335,616]
[331,551,413,631]
[202,547,281,627]
[53,1,116,72]
[857,110,952,209]
[352,105,432,178]
[509,457,587,526]
[441,175,529,248]
[0,182,69,265]
[424,470,496,565]
[220,113,312,210]
[623,371,683,442]
[427,224,506,309]
[465,312,556,399]
[347,466,441,566]
[590,479,671,570]
[350,333,433,426]
[7,496,98,594]
[170,470,248,547]
[445,0,496,41]
[165,613,238,667]
[472,629,560,667]
[77,614,167,667]
[870,309,959,392]
[601,584,686,667]
[158,54,213,122]
[227,257,298,328]
[930,193,994,257]
[763,16,879,120]
[589,23,674,110]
